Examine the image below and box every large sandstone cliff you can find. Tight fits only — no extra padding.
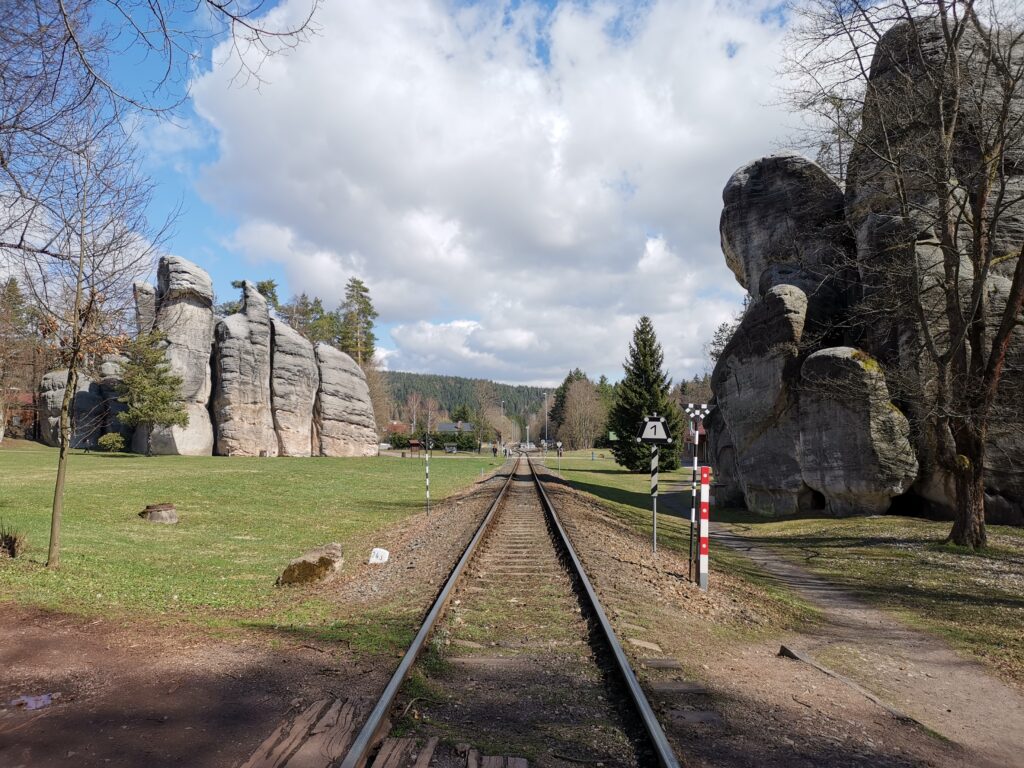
[711,20,1023,524]
[40,256,377,458]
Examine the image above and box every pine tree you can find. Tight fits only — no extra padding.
[339,277,378,367]
[608,316,683,471]
[116,331,189,456]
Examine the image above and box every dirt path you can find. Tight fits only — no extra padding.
[710,521,1024,768]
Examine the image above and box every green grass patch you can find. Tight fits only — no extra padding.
[0,447,501,632]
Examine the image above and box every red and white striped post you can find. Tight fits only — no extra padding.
[699,465,710,591]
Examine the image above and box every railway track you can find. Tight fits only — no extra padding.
[242,456,682,768]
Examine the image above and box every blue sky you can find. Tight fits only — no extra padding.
[112,0,791,386]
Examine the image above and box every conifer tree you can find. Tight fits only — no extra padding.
[117,331,188,456]
[339,277,378,367]
[608,316,683,471]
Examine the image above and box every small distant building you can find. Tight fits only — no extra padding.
[387,420,410,435]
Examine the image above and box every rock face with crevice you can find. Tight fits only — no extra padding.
[39,371,103,449]
[312,343,378,457]
[212,281,277,457]
[270,319,318,457]
[146,256,216,456]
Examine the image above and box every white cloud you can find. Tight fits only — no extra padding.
[191,0,785,385]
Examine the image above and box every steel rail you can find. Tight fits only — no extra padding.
[339,457,520,768]
[527,457,682,768]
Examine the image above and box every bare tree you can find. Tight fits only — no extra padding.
[362,361,394,438]
[785,0,1024,547]
[3,106,167,568]
[559,378,606,450]
[1,0,318,254]
[404,391,424,433]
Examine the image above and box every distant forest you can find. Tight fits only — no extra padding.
[384,371,547,419]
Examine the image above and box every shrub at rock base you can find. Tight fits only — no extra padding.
[98,433,126,452]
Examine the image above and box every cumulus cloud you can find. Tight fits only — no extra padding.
[191,0,788,384]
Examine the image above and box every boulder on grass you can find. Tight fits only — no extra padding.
[277,543,344,586]
[139,503,178,524]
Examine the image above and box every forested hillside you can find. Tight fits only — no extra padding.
[384,371,546,417]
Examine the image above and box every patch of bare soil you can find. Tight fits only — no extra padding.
[0,469,510,768]
[539,471,975,768]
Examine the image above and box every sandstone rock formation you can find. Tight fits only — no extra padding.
[39,371,103,449]
[712,285,811,516]
[799,348,918,516]
[97,355,130,440]
[705,404,744,507]
[712,17,1023,523]
[133,281,156,336]
[147,256,216,456]
[270,318,317,457]
[39,256,378,458]
[721,153,851,304]
[212,281,277,457]
[313,343,378,457]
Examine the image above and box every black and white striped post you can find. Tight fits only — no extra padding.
[650,445,659,553]
[685,403,711,581]
[637,413,673,554]
[425,436,432,517]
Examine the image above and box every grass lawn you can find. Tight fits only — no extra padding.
[0,442,502,631]
[554,453,1024,686]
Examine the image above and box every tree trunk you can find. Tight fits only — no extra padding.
[47,366,78,569]
[949,424,987,549]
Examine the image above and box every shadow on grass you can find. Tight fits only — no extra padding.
[240,607,421,658]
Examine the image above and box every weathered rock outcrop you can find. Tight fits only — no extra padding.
[711,285,811,516]
[147,256,215,456]
[270,319,317,457]
[312,343,378,457]
[713,16,1024,523]
[39,371,103,449]
[799,347,918,516]
[721,153,851,306]
[705,404,744,507]
[97,354,130,440]
[133,281,156,336]
[212,282,277,457]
